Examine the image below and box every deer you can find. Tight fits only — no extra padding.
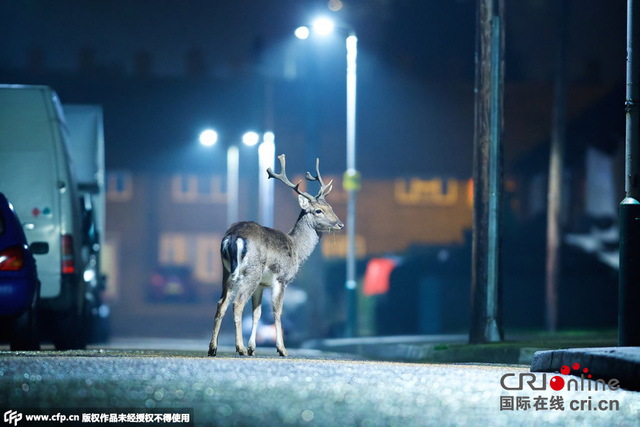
[208,154,344,357]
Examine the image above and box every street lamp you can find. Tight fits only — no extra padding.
[199,130,260,226]
[242,131,260,147]
[294,26,310,40]
[344,33,359,337]
[295,18,359,338]
[226,131,262,226]
[199,129,218,147]
[227,145,239,226]
[312,17,335,36]
[258,132,276,228]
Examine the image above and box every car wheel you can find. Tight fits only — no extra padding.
[51,306,87,350]
[10,282,40,351]
[84,290,101,344]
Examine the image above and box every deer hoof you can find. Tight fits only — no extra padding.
[208,347,217,357]
[236,346,248,356]
[248,347,255,356]
[277,347,288,357]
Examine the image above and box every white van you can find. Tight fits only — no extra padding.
[0,84,89,349]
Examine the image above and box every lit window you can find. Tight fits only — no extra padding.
[106,171,133,202]
[159,233,187,265]
[171,174,226,204]
[158,232,222,285]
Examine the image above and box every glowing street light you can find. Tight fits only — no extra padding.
[295,18,359,338]
[228,131,261,225]
[199,129,218,147]
[258,132,276,228]
[198,129,259,226]
[242,131,260,147]
[344,32,359,339]
[312,17,335,36]
[227,146,239,226]
[294,26,310,40]
[296,17,336,39]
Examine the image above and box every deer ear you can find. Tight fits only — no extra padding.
[298,194,311,210]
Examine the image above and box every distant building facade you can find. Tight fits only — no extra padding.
[104,170,473,337]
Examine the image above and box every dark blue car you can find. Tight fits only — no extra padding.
[0,192,42,350]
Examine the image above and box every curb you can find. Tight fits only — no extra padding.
[306,341,550,365]
[531,347,640,391]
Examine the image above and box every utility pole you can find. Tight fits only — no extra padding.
[470,0,505,343]
[545,0,568,333]
[619,0,640,346]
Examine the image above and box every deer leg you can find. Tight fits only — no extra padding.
[247,286,264,356]
[233,289,252,356]
[271,282,288,357]
[208,279,232,357]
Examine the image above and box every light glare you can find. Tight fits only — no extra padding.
[328,0,343,12]
[263,131,275,144]
[242,131,260,146]
[84,269,96,283]
[347,35,358,51]
[295,26,310,40]
[259,140,275,162]
[199,129,218,147]
[312,17,335,36]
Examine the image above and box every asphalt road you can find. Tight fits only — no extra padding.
[0,347,639,426]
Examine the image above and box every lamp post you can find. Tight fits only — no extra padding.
[344,33,358,338]
[259,132,276,228]
[199,129,260,227]
[226,146,239,226]
[296,18,359,337]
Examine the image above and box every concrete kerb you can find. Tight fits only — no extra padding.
[531,347,640,391]
[303,333,622,366]
[303,336,552,365]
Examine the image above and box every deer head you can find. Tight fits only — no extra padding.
[267,154,344,232]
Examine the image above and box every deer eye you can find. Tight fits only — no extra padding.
[315,209,323,215]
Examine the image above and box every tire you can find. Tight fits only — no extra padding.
[84,290,100,344]
[10,282,40,351]
[51,306,87,350]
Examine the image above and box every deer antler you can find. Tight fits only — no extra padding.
[305,158,333,200]
[267,154,316,202]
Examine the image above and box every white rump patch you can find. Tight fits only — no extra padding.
[231,238,245,280]
[221,238,231,272]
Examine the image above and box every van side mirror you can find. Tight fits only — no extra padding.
[30,242,49,255]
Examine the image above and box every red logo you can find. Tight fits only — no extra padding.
[501,361,619,392]
[550,362,595,391]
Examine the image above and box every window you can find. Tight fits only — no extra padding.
[395,178,459,206]
[158,232,222,284]
[195,235,221,283]
[159,233,187,265]
[106,171,133,202]
[171,174,226,204]
[322,234,367,259]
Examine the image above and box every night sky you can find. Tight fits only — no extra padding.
[0,0,628,178]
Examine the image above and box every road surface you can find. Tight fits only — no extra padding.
[0,345,638,426]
